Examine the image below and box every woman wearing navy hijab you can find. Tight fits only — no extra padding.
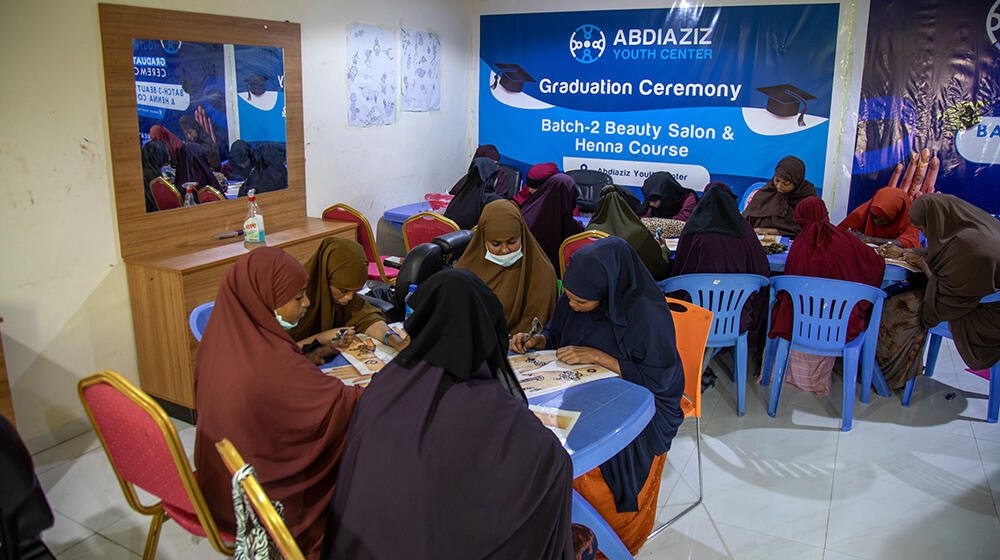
[511,236,685,555]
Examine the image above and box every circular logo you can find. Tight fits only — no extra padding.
[988,0,1000,50]
[569,24,606,64]
[160,40,182,54]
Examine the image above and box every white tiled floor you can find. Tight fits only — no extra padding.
[32,339,1000,559]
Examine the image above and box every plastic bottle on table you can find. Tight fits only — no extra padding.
[182,183,197,207]
[243,189,265,243]
[404,284,417,318]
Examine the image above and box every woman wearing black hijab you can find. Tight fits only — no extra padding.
[742,155,818,237]
[640,171,698,221]
[672,182,771,360]
[327,269,584,560]
[239,142,288,196]
[510,237,684,556]
[443,157,502,229]
[141,140,171,212]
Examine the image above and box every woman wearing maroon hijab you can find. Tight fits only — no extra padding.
[672,182,770,355]
[514,162,559,205]
[194,248,362,559]
[768,197,885,394]
[174,142,223,198]
[520,172,584,271]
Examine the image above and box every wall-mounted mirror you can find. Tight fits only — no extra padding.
[100,4,305,259]
[134,39,288,212]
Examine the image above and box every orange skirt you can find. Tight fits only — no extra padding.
[572,453,667,557]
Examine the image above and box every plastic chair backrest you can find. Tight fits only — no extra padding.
[739,182,766,212]
[197,185,226,203]
[658,274,770,346]
[78,370,232,554]
[402,211,460,251]
[150,177,182,210]
[664,297,714,419]
[322,203,388,281]
[189,301,214,342]
[770,275,886,353]
[215,439,305,560]
[559,230,610,277]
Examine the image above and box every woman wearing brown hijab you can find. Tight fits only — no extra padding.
[456,199,557,334]
[908,194,1000,372]
[194,247,362,559]
[288,238,408,353]
[742,155,817,237]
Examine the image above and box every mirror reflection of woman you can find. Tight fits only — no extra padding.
[288,238,408,363]
[455,199,557,334]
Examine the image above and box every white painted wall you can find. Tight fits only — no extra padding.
[473,0,871,222]
[0,0,474,442]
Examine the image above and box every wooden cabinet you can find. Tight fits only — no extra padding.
[125,218,355,421]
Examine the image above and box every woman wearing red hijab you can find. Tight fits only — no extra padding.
[514,162,559,205]
[768,197,885,394]
[838,186,920,248]
[194,248,362,559]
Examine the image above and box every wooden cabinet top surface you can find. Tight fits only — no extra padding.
[125,218,355,273]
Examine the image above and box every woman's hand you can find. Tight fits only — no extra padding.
[556,346,621,374]
[754,227,781,236]
[877,243,907,259]
[510,333,546,354]
[331,327,356,349]
[305,343,338,366]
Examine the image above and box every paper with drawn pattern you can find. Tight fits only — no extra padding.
[347,23,397,127]
[510,350,616,397]
[400,28,441,112]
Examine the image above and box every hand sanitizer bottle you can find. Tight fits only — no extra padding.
[243,189,265,243]
[182,183,197,207]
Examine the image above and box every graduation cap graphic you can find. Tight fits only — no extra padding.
[756,84,815,127]
[491,63,536,93]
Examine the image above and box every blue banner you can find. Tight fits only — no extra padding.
[479,4,840,198]
[850,0,1000,215]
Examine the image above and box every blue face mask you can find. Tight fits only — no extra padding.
[484,244,523,267]
[274,310,298,329]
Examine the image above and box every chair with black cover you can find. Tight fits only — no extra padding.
[567,169,613,214]
[391,242,446,312]
[432,229,475,265]
[0,415,55,560]
[496,164,522,199]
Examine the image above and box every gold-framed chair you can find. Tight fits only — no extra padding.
[77,370,234,559]
[198,185,227,203]
[558,230,610,277]
[401,211,460,252]
[322,203,398,283]
[149,177,182,210]
[215,439,305,560]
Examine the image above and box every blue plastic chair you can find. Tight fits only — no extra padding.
[902,291,1000,422]
[188,301,214,342]
[738,181,766,212]
[658,274,770,416]
[760,276,886,431]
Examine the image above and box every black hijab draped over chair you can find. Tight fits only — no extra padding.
[327,270,574,559]
[141,140,171,213]
[443,157,503,230]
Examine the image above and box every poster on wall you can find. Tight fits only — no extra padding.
[401,28,442,112]
[479,4,840,199]
[347,23,398,127]
[850,0,1000,214]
